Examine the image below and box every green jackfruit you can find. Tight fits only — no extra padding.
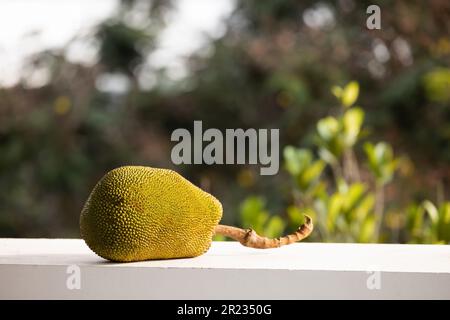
[80,166,313,262]
[80,166,222,262]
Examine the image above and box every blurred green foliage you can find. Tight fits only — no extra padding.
[364,142,398,186]
[423,68,450,103]
[407,201,450,244]
[0,0,448,242]
[241,81,449,243]
[240,196,286,239]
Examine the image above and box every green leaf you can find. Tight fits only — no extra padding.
[438,203,450,241]
[359,216,376,243]
[423,200,439,224]
[318,147,337,165]
[440,202,450,225]
[342,183,367,213]
[298,160,325,190]
[264,216,285,238]
[375,142,393,163]
[309,181,327,199]
[353,194,375,222]
[283,146,312,176]
[327,193,343,232]
[406,203,424,239]
[317,116,339,141]
[331,85,343,99]
[365,142,382,177]
[364,142,397,185]
[240,196,269,234]
[341,81,359,108]
[283,146,301,175]
[287,205,303,227]
[343,107,364,147]
[364,142,376,163]
[422,67,450,103]
[336,178,348,194]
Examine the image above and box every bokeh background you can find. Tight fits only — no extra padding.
[0,0,449,243]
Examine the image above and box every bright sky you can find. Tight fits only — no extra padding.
[150,0,235,80]
[0,0,235,87]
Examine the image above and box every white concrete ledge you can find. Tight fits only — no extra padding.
[1,239,449,299]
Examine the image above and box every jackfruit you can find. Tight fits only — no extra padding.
[80,166,313,262]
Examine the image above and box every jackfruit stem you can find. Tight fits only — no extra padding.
[214,215,313,249]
